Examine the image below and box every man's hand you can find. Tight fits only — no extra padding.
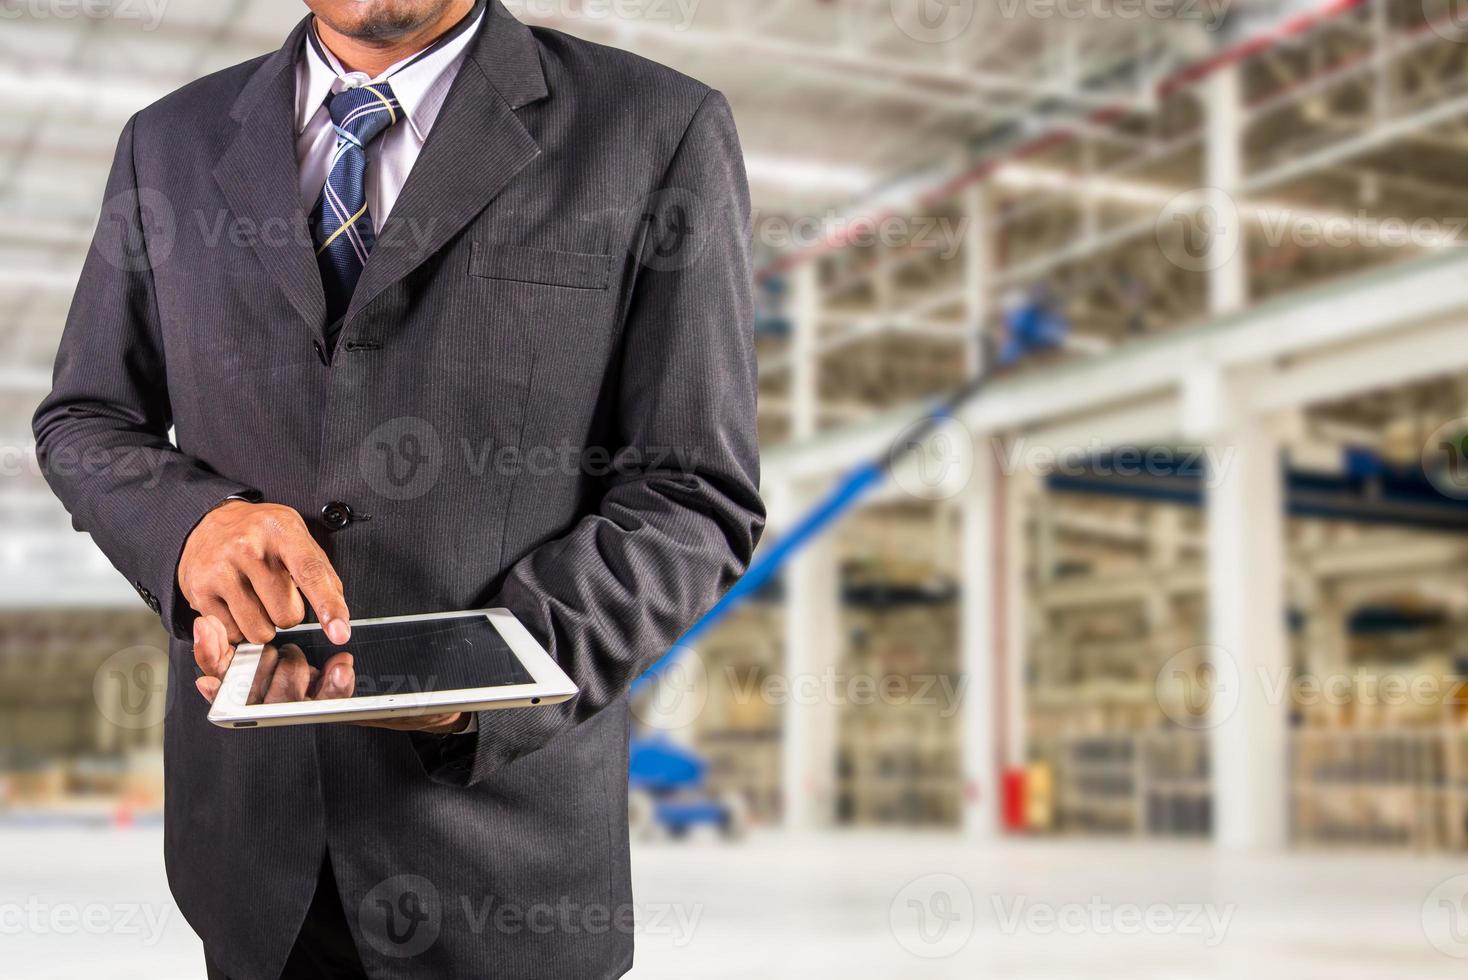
[179,500,351,645]
[191,618,467,734]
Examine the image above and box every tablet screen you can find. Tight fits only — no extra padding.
[245,615,535,704]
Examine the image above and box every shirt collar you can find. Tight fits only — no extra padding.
[294,8,484,141]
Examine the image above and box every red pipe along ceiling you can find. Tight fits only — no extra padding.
[754,0,1370,282]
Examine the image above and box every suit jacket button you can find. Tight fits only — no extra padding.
[320,501,354,530]
[134,581,160,613]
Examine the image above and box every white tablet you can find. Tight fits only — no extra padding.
[207,608,576,729]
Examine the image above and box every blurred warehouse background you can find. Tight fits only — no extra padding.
[6,0,1468,977]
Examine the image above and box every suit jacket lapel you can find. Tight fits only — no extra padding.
[347,2,548,324]
[212,17,328,337]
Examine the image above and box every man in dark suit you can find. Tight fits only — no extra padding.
[33,1,763,976]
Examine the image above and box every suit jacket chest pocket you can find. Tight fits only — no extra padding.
[470,243,614,290]
[464,242,622,419]
[467,243,619,369]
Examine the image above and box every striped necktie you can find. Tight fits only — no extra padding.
[312,81,402,345]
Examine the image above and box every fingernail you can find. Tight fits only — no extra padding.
[192,619,202,644]
[325,619,350,645]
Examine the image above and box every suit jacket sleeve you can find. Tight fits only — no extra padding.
[412,90,765,785]
[32,115,260,641]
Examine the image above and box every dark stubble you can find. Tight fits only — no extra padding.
[318,1,455,42]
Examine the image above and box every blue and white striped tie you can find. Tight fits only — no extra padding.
[312,81,402,344]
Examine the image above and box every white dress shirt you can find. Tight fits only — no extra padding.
[293,10,483,229]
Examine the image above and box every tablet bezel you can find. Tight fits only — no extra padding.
[206,608,576,729]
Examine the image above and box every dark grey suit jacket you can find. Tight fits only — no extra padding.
[32,6,763,978]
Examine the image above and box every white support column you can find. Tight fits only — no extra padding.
[791,261,820,441]
[962,182,992,378]
[1080,137,1099,243]
[1197,63,1280,850]
[781,478,842,830]
[1187,368,1290,850]
[1003,459,1032,769]
[1205,65,1247,316]
[959,440,1000,838]
[946,169,1004,835]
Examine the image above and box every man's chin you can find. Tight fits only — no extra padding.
[324,13,437,43]
[314,1,446,43]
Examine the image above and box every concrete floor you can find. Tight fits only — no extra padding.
[2,827,1465,978]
